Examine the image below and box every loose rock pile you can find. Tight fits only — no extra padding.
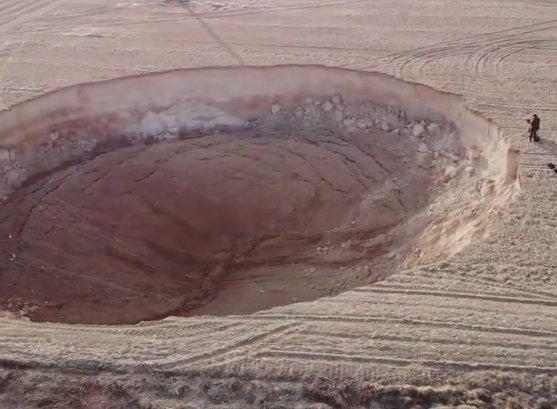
[256,94,483,189]
[0,298,42,321]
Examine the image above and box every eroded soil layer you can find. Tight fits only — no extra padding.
[0,99,472,324]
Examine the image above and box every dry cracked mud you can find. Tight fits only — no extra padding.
[0,98,462,324]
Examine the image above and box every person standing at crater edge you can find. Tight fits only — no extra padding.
[528,114,540,142]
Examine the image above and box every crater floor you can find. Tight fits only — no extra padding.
[0,103,460,324]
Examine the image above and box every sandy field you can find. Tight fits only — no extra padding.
[1,0,557,408]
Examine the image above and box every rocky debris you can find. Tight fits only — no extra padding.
[342,118,356,128]
[316,246,331,255]
[465,165,475,176]
[48,130,60,141]
[426,122,440,135]
[0,149,12,161]
[0,298,43,321]
[270,103,281,115]
[443,151,462,163]
[444,165,459,181]
[0,309,32,321]
[468,145,481,161]
[302,267,317,276]
[322,101,333,111]
[412,123,426,138]
[0,310,17,320]
[417,142,430,153]
[260,94,455,150]
[478,178,496,197]
[264,96,460,158]
[380,121,392,132]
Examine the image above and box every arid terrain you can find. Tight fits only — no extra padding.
[1,0,557,408]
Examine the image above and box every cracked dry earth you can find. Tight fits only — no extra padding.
[0,125,432,324]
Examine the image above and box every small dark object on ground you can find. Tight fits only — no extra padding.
[547,163,557,174]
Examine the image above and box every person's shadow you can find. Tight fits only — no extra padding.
[537,136,557,157]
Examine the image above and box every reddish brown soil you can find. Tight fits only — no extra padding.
[0,129,431,324]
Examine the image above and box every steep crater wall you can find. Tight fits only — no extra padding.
[0,65,518,324]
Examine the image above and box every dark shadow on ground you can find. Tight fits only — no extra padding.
[538,136,557,157]
[162,0,190,6]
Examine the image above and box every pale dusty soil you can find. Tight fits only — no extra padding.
[1,0,557,407]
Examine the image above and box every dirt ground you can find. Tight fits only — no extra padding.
[0,127,431,324]
[1,0,552,405]
[0,365,554,409]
